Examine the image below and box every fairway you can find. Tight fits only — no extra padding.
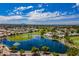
[7,33,33,41]
[70,36,79,46]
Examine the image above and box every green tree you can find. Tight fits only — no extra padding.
[41,46,49,54]
[9,46,17,53]
[40,29,45,38]
[31,47,40,56]
[71,30,74,33]
[40,30,45,35]
[52,52,59,56]
[19,49,25,56]
[53,34,58,39]
[65,32,69,37]
[77,29,79,33]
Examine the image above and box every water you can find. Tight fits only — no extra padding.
[0,36,68,53]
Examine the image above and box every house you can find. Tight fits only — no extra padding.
[0,32,4,37]
[56,31,65,37]
[57,33,65,37]
[69,33,79,36]
[44,32,53,37]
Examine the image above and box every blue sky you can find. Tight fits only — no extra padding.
[0,3,79,25]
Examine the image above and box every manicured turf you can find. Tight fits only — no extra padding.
[70,36,79,46]
[31,31,41,35]
[7,33,33,41]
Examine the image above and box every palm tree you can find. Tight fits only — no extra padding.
[9,46,17,53]
[19,49,25,56]
[64,32,72,44]
[41,46,50,55]
[52,52,59,56]
[40,29,45,39]
[31,47,40,56]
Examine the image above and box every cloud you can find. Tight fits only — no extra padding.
[15,6,33,11]
[0,8,79,25]
[38,4,48,8]
[0,15,27,24]
[26,9,61,21]
[25,9,79,24]
[9,11,22,15]
[38,4,42,8]
[8,6,33,15]
[75,3,79,6]
[0,15,24,20]
[15,6,27,11]
[72,3,79,8]
[26,6,33,9]
[26,20,79,25]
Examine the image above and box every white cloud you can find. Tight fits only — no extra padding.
[38,4,48,8]
[9,11,22,15]
[38,4,42,8]
[15,6,26,11]
[25,9,79,25]
[72,3,79,8]
[26,9,63,21]
[75,3,79,6]
[15,6,33,11]
[26,6,33,9]
[51,14,79,20]
[0,15,24,20]
[26,19,79,25]
[8,6,33,15]
[0,8,79,25]
[0,15,27,24]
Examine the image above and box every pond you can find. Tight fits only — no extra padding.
[0,35,68,53]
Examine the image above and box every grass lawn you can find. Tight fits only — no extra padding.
[70,36,79,46]
[31,31,41,35]
[7,33,33,41]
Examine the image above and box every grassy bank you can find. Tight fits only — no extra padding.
[70,36,79,46]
